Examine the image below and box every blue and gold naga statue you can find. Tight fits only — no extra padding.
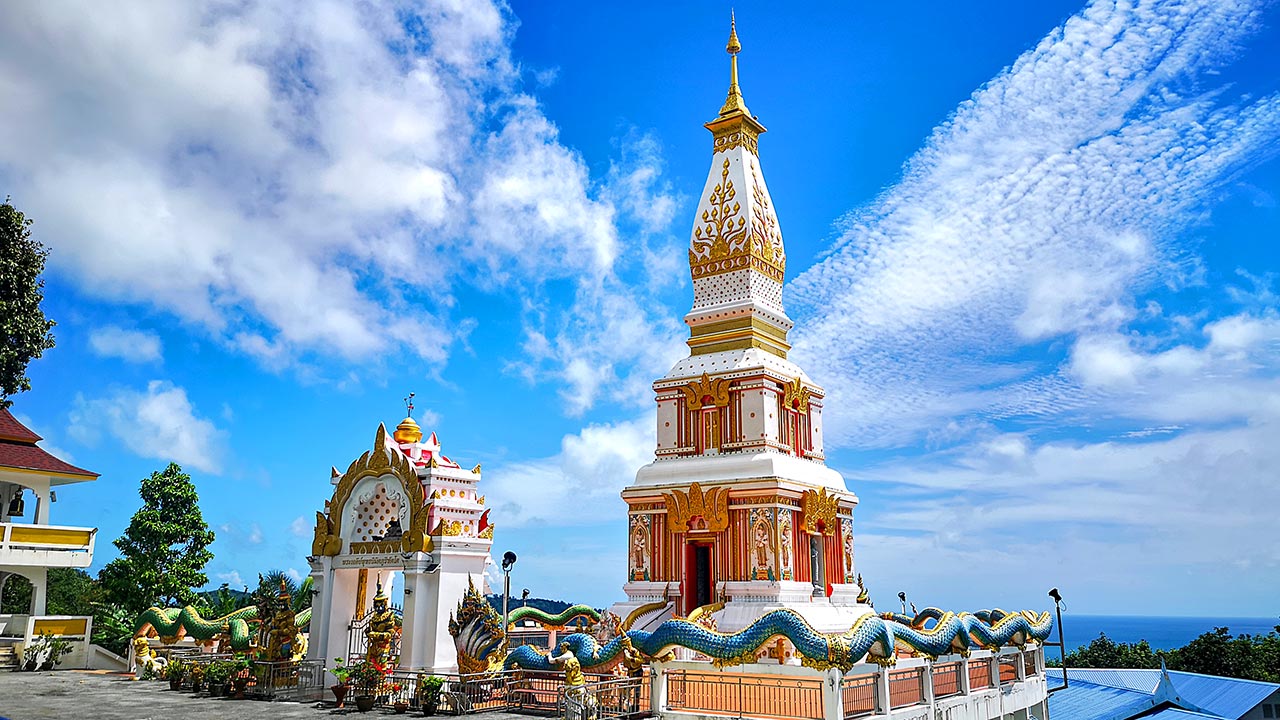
[449,580,1051,674]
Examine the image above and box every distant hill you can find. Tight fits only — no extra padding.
[485,594,599,622]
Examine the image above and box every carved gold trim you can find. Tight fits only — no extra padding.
[663,482,729,534]
[679,372,731,411]
[802,487,839,536]
[312,423,430,556]
[784,377,812,413]
[688,159,785,281]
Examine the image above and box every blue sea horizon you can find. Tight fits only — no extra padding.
[1054,615,1278,652]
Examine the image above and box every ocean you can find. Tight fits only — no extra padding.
[1055,615,1279,652]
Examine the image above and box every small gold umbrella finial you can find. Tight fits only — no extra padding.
[727,11,741,55]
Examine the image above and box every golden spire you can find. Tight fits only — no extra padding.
[719,11,750,118]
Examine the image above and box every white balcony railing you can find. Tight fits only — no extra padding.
[0,522,96,567]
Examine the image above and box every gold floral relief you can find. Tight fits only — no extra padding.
[802,487,839,536]
[783,377,812,413]
[688,159,786,282]
[679,372,732,411]
[663,482,729,534]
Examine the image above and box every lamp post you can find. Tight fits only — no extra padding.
[501,551,517,640]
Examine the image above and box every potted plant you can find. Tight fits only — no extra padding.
[189,664,206,693]
[205,660,230,697]
[350,659,391,712]
[391,683,408,714]
[329,657,354,708]
[165,658,188,691]
[417,674,445,716]
[229,655,252,699]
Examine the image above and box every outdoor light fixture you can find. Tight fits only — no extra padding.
[1046,587,1069,692]
[501,551,517,642]
[898,591,908,614]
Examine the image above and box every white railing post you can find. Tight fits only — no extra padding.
[650,665,667,715]
[822,669,842,720]
[959,655,971,695]
[923,661,935,709]
[876,665,890,714]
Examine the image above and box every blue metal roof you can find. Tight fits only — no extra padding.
[1144,709,1234,720]
[1047,679,1159,720]
[1044,668,1279,719]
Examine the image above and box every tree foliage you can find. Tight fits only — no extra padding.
[0,198,56,407]
[1049,625,1280,682]
[98,463,215,615]
[0,568,100,615]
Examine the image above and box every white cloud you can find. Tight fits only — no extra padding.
[289,516,310,539]
[787,0,1280,448]
[88,326,163,363]
[485,415,653,527]
[69,380,226,473]
[216,570,245,588]
[0,1,670,391]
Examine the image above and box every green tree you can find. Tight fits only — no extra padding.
[1166,626,1280,683]
[1048,633,1162,669]
[0,198,56,408]
[0,568,100,615]
[98,463,215,615]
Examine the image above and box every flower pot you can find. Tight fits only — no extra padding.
[209,683,225,697]
[169,678,183,691]
[232,677,249,699]
[331,683,350,708]
[354,695,376,712]
[393,701,410,714]
[423,698,439,716]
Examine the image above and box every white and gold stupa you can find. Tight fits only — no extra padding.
[611,17,867,640]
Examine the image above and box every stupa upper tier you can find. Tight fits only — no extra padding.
[685,16,791,360]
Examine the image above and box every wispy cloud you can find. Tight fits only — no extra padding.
[789,0,1280,447]
[781,0,1280,613]
[88,326,163,364]
[69,380,226,473]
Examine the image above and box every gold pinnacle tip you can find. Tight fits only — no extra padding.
[727,11,741,55]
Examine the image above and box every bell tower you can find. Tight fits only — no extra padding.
[613,17,867,641]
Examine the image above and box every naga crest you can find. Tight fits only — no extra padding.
[448,577,505,675]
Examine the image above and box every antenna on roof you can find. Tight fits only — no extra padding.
[404,392,416,418]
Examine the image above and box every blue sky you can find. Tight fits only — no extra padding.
[1,0,1278,617]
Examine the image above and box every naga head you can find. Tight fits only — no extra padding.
[448,577,505,675]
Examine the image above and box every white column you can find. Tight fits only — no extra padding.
[305,557,329,663]
[959,655,971,695]
[28,566,48,615]
[398,552,436,671]
[325,564,359,664]
[32,481,51,525]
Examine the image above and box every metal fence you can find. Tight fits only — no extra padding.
[998,656,1020,684]
[665,669,824,720]
[968,659,992,690]
[887,667,925,709]
[248,660,328,702]
[931,661,961,698]
[840,672,877,719]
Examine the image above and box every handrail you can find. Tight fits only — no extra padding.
[0,522,96,551]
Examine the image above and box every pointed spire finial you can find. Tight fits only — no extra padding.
[719,11,749,117]
[404,391,416,418]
